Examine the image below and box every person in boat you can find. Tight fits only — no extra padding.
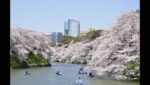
[56,71,62,75]
[78,70,82,74]
[56,71,58,74]
[79,68,83,74]
[79,71,87,74]
[56,71,60,74]
[89,72,94,77]
[75,77,83,85]
[79,68,83,71]
[25,71,30,75]
[78,68,87,74]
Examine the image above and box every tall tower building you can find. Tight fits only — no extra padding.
[64,19,80,37]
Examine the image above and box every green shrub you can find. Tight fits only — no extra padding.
[123,61,140,79]
[50,43,56,47]
[26,52,49,65]
[85,30,102,40]
[60,35,80,44]
[10,53,21,67]
[21,61,29,68]
[10,52,50,68]
[126,62,139,70]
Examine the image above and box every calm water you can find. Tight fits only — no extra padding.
[11,63,139,85]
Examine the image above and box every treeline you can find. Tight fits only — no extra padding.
[60,29,103,45]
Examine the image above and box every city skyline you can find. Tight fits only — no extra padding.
[11,0,139,35]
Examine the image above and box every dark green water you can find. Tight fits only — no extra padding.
[11,63,139,85]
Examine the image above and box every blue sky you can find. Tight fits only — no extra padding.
[11,0,139,35]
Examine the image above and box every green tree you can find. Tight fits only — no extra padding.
[73,37,80,42]
[60,35,80,44]
[21,61,29,68]
[50,43,56,47]
[85,29,102,40]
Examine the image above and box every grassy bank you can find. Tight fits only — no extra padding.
[10,52,51,69]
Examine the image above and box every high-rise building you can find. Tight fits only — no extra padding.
[64,19,80,37]
[56,32,63,44]
[51,32,56,44]
[51,32,63,44]
[64,21,69,35]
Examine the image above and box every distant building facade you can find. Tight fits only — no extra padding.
[64,19,80,37]
[51,32,63,44]
[64,21,69,35]
[56,32,63,44]
[51,32,56,44]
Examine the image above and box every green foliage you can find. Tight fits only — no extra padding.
[73,37,80,42]
[50,43,56,47]
[60,29,102,44]
[21,61,29,68]
[56,43,63,47]
[10,52,50,68]
[60,35,80,44]
[26,52,49,65]
[126,62,139,71]
[123,61,140,79]
[85,30,102,40]
[10,53,21,67]
[10,53,29,68]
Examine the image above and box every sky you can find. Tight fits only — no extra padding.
[11,0,139,35]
